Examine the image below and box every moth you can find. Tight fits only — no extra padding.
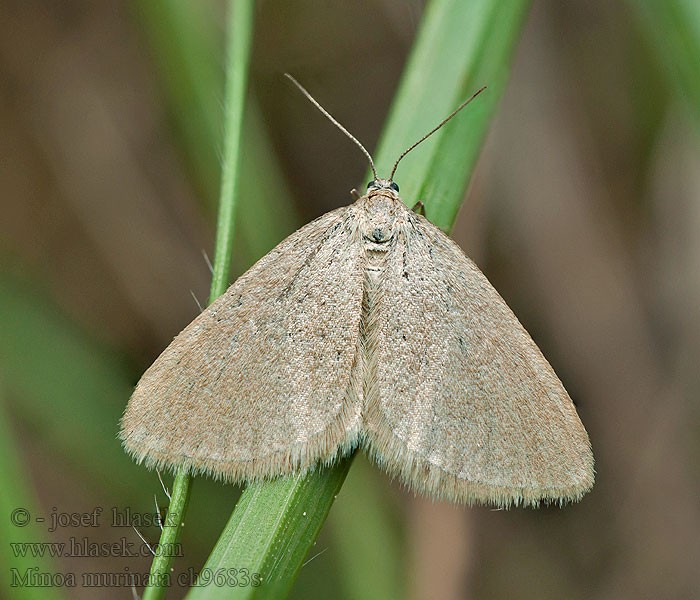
[120,76,594,507]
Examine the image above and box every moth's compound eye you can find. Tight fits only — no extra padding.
[367,180,376,190]
[389,182,399,193]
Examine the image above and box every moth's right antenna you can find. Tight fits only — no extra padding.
[389,86,487,181]
[285,73,379,181]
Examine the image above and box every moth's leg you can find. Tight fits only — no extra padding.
[411,199,426,215]
[350,188,362,200]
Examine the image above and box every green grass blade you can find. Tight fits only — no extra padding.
[0,394,67,600]
[141,1,255,598]
[0,272,236,551]
[187,463,352,599]
[141,469,192,599]
[373,0,532,231]
[186,1,531,598]
[0,276,151,497]
[209,0,254,301]
[132,0,299,265]
[630,0,700,130]
[130,0,222,207]
[329,457,404,600]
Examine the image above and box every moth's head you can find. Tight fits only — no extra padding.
[360,180,403,247]
[366,178,400,197]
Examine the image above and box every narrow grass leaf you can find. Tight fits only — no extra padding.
[630,0,700,131]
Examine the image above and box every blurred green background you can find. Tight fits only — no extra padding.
[1,0,699,599]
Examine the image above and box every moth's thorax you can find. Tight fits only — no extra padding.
[356,188,407,251]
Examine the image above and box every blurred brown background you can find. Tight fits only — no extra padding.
[1,1,699,599]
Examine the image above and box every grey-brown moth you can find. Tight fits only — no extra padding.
[120,77,594,508]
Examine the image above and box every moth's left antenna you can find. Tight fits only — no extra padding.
[285,73,379,181]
